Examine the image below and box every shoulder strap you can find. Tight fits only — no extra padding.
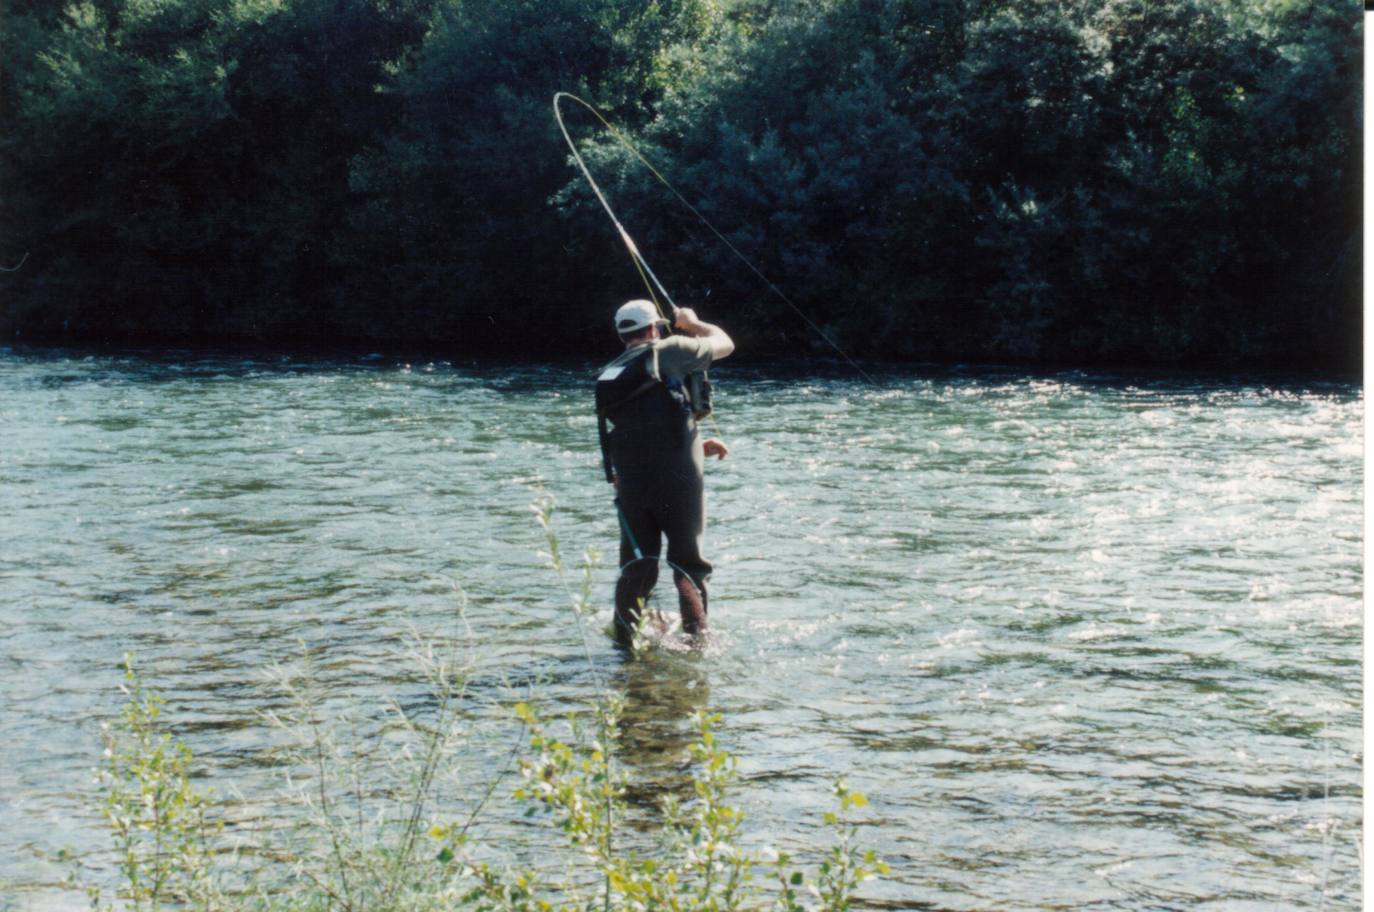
[596,344,659,483]
[598,413,615,483]
[596,344,661,418]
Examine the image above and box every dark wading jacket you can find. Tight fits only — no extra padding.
[595,337,713,489]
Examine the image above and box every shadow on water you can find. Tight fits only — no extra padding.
[609,649,711,819]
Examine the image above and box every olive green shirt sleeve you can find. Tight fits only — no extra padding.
[654,336,713,383]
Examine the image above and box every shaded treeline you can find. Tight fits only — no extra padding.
[0,0,1360,369]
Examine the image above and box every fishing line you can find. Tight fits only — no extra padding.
[552,92,874,383]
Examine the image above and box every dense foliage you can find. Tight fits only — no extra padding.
[0,0,1360,369]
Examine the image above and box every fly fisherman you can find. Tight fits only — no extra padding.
[596,299,734,648]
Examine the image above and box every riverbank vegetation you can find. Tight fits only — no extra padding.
[94,660,882,910]
[1,0,1360,370]
[81,499,884,910]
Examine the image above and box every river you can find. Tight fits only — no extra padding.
[0,347,1361,909]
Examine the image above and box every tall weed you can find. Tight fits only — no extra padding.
[94,656,224,911]
[93,498,883,910]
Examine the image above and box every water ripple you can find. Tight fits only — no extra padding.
[0,351,1360,910]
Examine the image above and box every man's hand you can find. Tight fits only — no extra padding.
[673,307,735,360]
[703,438,729,460]
[673,307,703,334]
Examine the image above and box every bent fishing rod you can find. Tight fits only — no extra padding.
[553,92,682,331]
[552,91,873,381]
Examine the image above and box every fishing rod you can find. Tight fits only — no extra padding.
[553,92,680,329]
[552,92,873,381]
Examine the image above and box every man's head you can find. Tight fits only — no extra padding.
[614,299,667,346]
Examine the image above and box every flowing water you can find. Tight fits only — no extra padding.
[0,347,1361,909]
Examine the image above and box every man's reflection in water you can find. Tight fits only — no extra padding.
[609,652,711,820]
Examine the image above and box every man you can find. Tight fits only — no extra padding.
[595,299,734,648]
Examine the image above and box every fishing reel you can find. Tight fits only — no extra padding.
[687,371,712,422]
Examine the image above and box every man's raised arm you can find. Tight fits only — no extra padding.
[673,307,734,361]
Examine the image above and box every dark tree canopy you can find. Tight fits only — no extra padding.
[0,0,1361,370]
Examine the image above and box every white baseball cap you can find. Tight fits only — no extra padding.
[614,299,668,334]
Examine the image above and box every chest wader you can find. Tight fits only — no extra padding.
[596,346,713,646]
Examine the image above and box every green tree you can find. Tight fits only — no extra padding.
[0,0,432,342]
[342,0,715,352]
[0,0,1359,370]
